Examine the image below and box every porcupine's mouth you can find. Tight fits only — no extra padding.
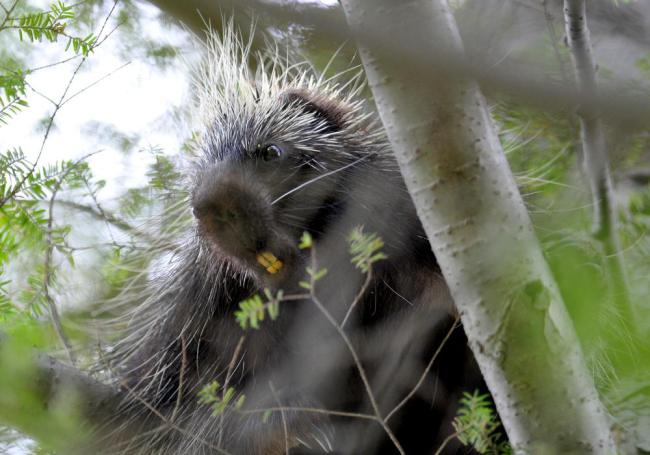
[201,223,297,286]
[251,228,301,282]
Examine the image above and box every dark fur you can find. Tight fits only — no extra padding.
[109,84,485,454]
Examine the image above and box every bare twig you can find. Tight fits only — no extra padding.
[42,153,100,365]
[240,406,377,422]
[51,199,159,245]
[541,0,570,85]
[119,380,232,455]
[60,61,131,107]
[218,335,245,447]
[385,315,461,423]
[269,381,290,455]
[0,0,19,30]
[433,431,460,455]
[0,63,79,208]
[341,267,372,328]
[171,334,187,421]
[29,53,82,72]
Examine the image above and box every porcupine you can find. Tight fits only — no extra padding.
[101,24,486,455]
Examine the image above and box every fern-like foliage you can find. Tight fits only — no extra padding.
[11,1,96,57]
[0,96,28,125]
[348,226,387,273]
[235,290,282,330]
[0,71,28,125]
[0,148,93,317]
[197,381,246,417]
[0,2,98,128]
[453,391,512,455]
[0,279,16,320]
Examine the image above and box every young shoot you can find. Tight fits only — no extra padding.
[234,291,282,330]
[198,381,246,417]
[348,226,387,273]
[452,390,511,455]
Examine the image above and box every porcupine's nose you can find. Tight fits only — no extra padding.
[191,171,272,256]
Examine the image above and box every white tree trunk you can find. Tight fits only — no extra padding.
[340,0,616,452]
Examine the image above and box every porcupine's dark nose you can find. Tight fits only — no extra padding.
[191,170,272,257]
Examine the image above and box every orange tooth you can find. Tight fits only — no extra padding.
[256,252,283,274]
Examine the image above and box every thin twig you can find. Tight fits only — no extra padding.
[269,381,290,455]
[0,52,85,209]
[51,199,159,245]
[171,334,187,421]
[433,431,460,455]
[218,335,246,447]
[0,96,25,117]
[341,267,372,328]
[23,79,58,106]
[29,53,81,72]
[240,406,378,422]
[2,24,89,41]
[0,0,19,30]
[541,0,570,85]
[119,380,232,455]
[60,61,131,107]
[385,315,461,423]
[42,152,99,364]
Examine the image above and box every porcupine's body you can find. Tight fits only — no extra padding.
[105,26,484,454]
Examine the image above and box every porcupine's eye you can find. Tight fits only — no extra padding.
[261,144,282,161]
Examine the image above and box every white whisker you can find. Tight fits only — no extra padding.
[271,154,372,206]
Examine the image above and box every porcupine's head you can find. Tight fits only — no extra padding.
[189,26,386,284]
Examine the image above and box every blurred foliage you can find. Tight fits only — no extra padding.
[452,391,511,455]
[0,316,88,453]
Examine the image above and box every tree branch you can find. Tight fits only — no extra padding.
[563,0,634,327]
[146,0,650,132]
[340,0,616,451]
[0,349,130,452]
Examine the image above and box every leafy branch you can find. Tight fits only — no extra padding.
[234,229,402,452]
[342,226,387,327]
[197,380,246,417]
[348,226,387,273]
[448,391,511,455]
[2,1,97,57]
[0,95,27,125]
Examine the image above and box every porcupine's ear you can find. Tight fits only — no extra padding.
[279,88,351,134]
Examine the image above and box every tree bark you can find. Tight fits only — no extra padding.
[340,0,616,452]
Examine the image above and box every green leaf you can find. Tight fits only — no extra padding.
[299,231,313,249]
[348,226,387,273]
[235,394,246,410]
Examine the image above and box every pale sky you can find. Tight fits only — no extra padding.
[2,0,194,205]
